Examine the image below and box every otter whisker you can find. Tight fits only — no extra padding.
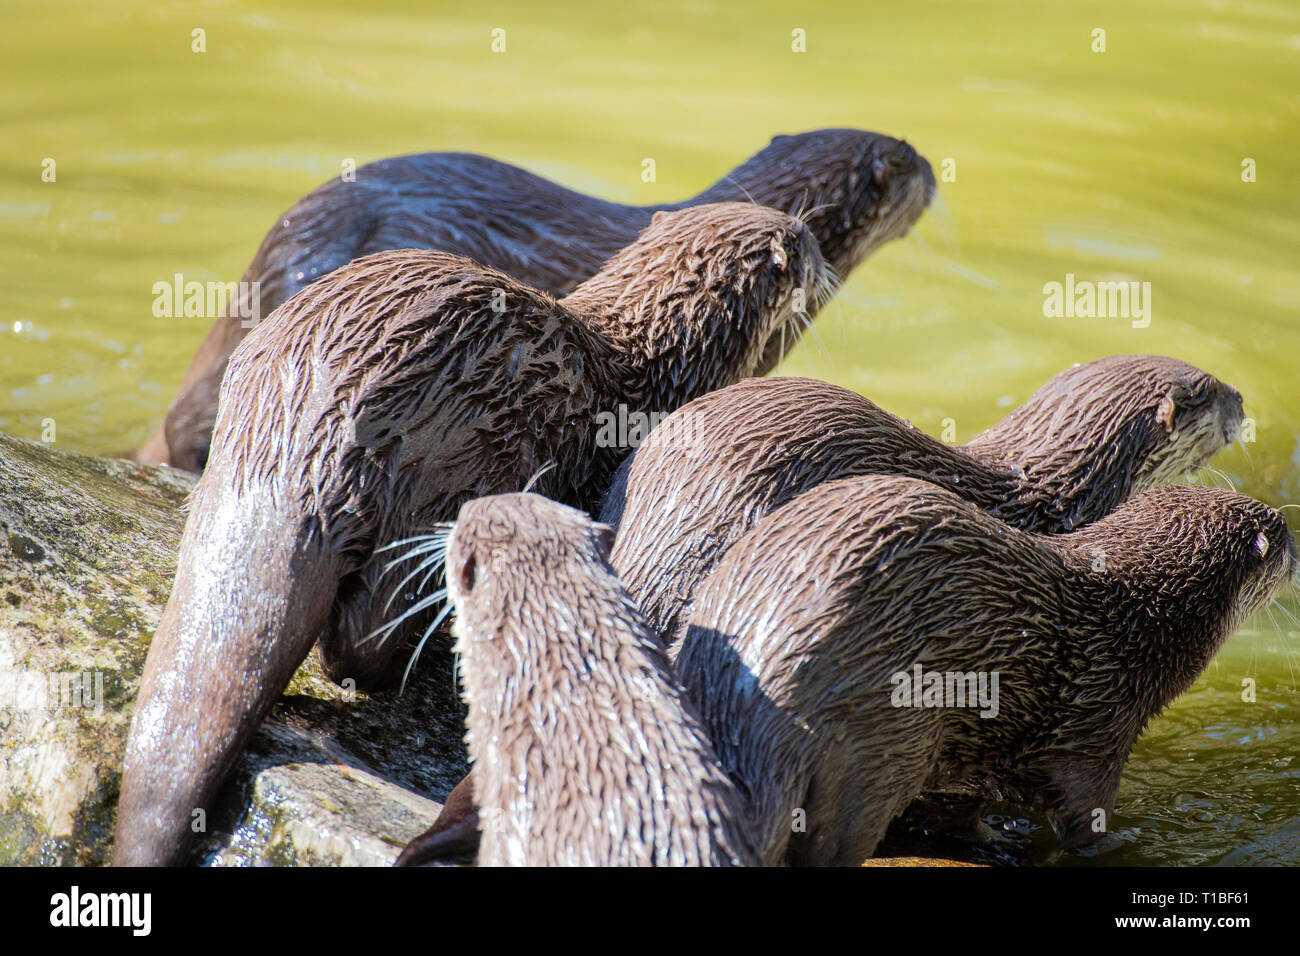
[381,539,449,579]
[822,292,849,349]
[399,600,455,695]
[720,173,761,209]
[414,551,451,596]
[813,257,841,311]
[523,460,558,493]
[380,531,452,569]
[793,201,839,228]
[374,525,454,611]
[376,524,455,553]
[1191,466,1228,491]
[1264,602,1299,689]
[1271,597,1300,634]
[1204,466,1238,491]
[383,546,450,614]
[365,586,449,647]
[797,306,827,357]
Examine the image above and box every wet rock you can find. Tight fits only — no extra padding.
[861,857,985,867]
[0,432,466,866]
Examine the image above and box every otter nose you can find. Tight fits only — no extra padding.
[1285,533,1300,585]
[916,153,936,203]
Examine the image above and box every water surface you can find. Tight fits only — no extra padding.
[2,0,1296,865]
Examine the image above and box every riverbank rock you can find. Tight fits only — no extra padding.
[0,432,465,866]
[862,857,985,867]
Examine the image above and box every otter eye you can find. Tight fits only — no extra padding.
[1254,533,1270,561]
[769,237,788,270]
[459,553,477,592]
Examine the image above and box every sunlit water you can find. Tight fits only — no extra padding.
[1,0,1296,865]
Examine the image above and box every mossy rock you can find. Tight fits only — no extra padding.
[0,433,466,866]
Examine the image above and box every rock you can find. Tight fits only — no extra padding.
[861,857,985,867]
[0,432,467,866]
[198,652,469,867]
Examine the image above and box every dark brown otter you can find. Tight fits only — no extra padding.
[603,356,1244,642]
[134,129,934,470]
[397,493,757,866]
[112,202,824,866]
[675,476,1297,865]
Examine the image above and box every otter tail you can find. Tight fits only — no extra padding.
[112,483,339,866]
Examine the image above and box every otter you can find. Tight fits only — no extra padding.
[134,129,934,470]
[674,476,1297,865]
[602,357,1244,642]
[112,202,825,866]
[397,493,757,866]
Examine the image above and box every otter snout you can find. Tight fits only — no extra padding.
[1215,381,1246,444]
[901,141,936,207]
[875,138,936,210]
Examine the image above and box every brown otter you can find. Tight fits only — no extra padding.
[603,357,1244,642]
[134,129,934,470]
[112,202,825,866]
[675,476,1297,865]
[397,493,758,866]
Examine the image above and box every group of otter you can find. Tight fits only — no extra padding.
[112,128,1297,867]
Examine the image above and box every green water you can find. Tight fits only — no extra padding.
[2,0,1297,864]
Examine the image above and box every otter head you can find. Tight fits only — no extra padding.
[446,493,618,659]
[566,202,831,408]
[963,355,1243,530]
[732,129,935,278]
[1148,488,1298,651]
[1072,485,1295,710]
[1034,486,1294,848]
[1137,362,1243,486]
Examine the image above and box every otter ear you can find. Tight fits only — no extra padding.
[769,236,788,270]
[770,133,792,145]
[1255,532,1270,560]
[592,522,616,560]
[1156,393,1177,433]
[870,156,888,187]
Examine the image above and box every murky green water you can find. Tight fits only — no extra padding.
[2,0,1296,864]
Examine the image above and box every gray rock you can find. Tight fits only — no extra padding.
[0,432,466,866]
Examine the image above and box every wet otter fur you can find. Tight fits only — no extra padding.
[137,129,935,471]
[675,477,1298,865]
[399,494,757,866]
[604,356,1244,642]
[113,202,826,866]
